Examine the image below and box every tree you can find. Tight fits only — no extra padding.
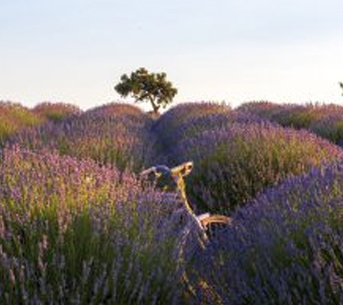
[114,68,177,114]
[340,82,343,96]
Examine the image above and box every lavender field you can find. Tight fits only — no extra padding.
[1,100,343,304]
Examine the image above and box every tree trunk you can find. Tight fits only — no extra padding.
[149,96,160,115]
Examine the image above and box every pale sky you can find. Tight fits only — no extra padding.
[1,0,343,110]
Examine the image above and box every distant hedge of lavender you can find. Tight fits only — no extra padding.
[0,146,191,304]
[0,101,83,147]
[155,103,343,214]
[239,101,343,146]
[203,160,343,304]
[9,103,157,172]
[0,102,43,144]
[33,102,82,122]
[152,102,232,164]
[154,102,231,133]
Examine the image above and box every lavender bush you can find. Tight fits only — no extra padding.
[202,160,343,304]
[239,101,343,145]
[0,102,43,145]
[172,122,343,214]
[238,101,314,129]
[154,102,231,134]
[33,102,82,122]
[156,109,266,155]
[152,102,231,164]
[310,114,343,146]
[0,146,193,304]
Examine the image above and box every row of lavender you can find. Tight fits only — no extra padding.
[239,101,343,146]
[154,102,343,214]
[0,102,188,303]
[0,146,193,304]
[202,160,343,304]
[155,102,343,303]
[7,103,157,172]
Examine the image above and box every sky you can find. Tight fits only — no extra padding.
[0,0,343,110]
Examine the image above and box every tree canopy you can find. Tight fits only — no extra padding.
[114,68,177,114]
